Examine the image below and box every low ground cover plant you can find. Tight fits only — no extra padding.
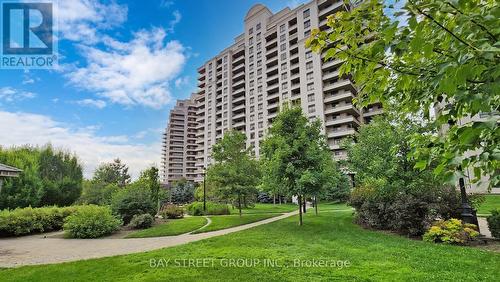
[423,219,479,244]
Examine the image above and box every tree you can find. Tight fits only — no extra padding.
[306,0,499,188]
[0,145,83,209]
[206,131,260,216]
[170,178,195,204]
[78,180,119,205]
[137,166,161,211]
[344,115,439,190]
[261,106,344,224]
[93,159,131,187]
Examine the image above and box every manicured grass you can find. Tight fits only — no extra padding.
[125,217,207,238]
[317,202,352,212]
[239,203,298,214]
[2,211,499,281]
[192,214,278,234]
[477,194,500,216]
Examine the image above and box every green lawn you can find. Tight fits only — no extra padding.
[125,217,207,238]
[2,211,499,281]
[317,202,352,211]
[477,194,500,216]
[192,214,278,234]
[238,203,298,214]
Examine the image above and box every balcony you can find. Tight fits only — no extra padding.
[364,107,384,117]
[323,79,353,92]
[324,103,360,116]
[319,1,343,19]
[327,128,356,139]
[324,116,360,127]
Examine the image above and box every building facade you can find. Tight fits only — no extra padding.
[161,95,199,184]
[162,0,383,184]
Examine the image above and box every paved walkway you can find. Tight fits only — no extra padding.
[478,217,492,238]
[0,210,299,268]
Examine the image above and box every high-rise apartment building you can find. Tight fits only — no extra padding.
[162,0,383,184]
[161,95,199,184]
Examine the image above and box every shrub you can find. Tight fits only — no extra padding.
[111,187,156,224]
[186,202,230,216]
[423,219,479,244]
[63,205,121,238]
[350,183,461,236]
[128,214,154,229]
[0,205,81,237]
[160,204,184,219]
[486,209,500,239]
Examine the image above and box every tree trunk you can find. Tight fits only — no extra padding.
[238,194,242,217]
[302,196,307,213]
[315,196,318,215]
[279,195,282,205]
[273,193,276,205]
[298,195,303,226]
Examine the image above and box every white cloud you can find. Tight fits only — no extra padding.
[0,87,36,102]
[168,10,182,33]
[175,76,190,88]
[68,28,187,109]
[160,0,174,8]
[56,0,128,43]
[0,111,160,179]
[74,98,107,109]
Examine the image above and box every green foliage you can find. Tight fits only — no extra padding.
[78,180,119,205]
[136,166,161,211]
[207,131,260,215]
[307,0,499,188]
[0,205,78,237]
[350,181,462,236]
[128,213,155,229]
[186,202,230,216]
[111,186,156,224]
[63,205,121,238]
[160,204,184,219]
[0,145,83,209]
[261,106,346,223]
[486,209,500,238]
[170,178,195,204]
[345,116,439,189]
[125,217,207,238]
[423,218,479,244]
[92,159,131,187]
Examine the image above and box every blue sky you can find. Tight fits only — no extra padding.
[0,0,308,177]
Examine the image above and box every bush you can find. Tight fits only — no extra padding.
[111,187,156,224]
[486,209,500,239]
[186,202,230,216]
[423,219,479,244]
[0,205,80,237]
[128,214,154,229]
[63,205,121,238]
[160,204,184,219]
[350,183,461,236]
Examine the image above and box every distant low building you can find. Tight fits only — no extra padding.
[0,163,22,193]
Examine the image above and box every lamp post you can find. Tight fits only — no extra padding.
[203,166,207,212]
[458,177,479,228]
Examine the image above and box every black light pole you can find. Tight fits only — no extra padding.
[203,166,207,212]
[459,177,479,227]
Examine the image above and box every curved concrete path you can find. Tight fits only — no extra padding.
[0,209,300,268]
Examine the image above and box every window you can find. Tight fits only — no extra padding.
[249,37,253,45]
[281,53,287,60]
[250,115,255,122]
[223,56,227,63]
[258,86,262,93]
[249,46,253,53]
[257,33,261,40]
[281,73,287,80]
[250,97,255,104]
[257,60,262,67]
[249,63,254,70]
[258,113,263,120]
[250,80,254,88]
[258,131,263,138]
[257,68,262,75]
[303,9,310,18]
[282,82,288,90]
[249,55,254,63]
[307,94,315,102]
[307,83,314,91]
[250,123,255,130]
[281,63,287,71]
[306,61,313,70]
[250,132,255,139]
[249,27,253,34]
[305,51,312,59]
[258,103,263,110]
[257,77,262,84]
[257,52,261,59]
[250,106,255,112]
[256,23,261,30]
[249,72,254,79]
[280,44,286,51]
[308,105,315,113]
[257,42,261,51]
[304,30,311,37]
[280,24,285,33]
[258,122,263,129]
[258,95,263,102]
[280,34,286,42]
[304,20,310,29]
[306,72,314,80]
[250,89,254,96]
[223,103,228,109]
